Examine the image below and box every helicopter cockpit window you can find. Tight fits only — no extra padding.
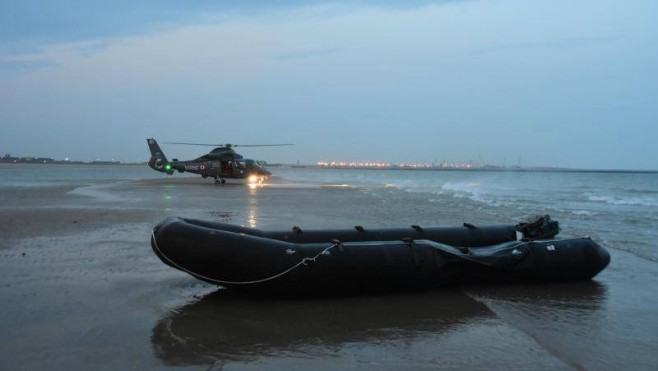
[235,160,246,168]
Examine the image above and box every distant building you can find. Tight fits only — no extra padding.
[1,155,57,163]
[1,153,124,165]
[0,154,20,163]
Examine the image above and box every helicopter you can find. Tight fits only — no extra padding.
[146,138,292,184]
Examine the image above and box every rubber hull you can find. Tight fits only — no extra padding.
[151,217,609,294]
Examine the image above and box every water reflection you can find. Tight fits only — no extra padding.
[466,280,607,312]
[246,209,258,228]
[151,289,490,366]
[470,281,609,334]
[151,282,606,367]
[245,188,259,228]
[465,281,610,370]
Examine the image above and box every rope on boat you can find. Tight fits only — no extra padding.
[151,230,337,286]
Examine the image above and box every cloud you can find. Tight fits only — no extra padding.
[269,47,340,60]
[70,40,114,57]
[0,58,54,77]
[468,36,619,56]
[0,0,464,55]
[1,0,656,169]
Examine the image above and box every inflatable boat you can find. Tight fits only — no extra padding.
[150,216,610,293]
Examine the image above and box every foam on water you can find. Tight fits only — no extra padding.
[276,167,658,261]
[439,181,494,204]
[585,193,658,207]
[570,210,598,217]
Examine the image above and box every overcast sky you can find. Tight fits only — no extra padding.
[1,0,657,169]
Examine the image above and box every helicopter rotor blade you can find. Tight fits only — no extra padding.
[166,142,222,146]
[166,142,293,147]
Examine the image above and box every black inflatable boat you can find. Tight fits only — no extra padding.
[150,215,610,293]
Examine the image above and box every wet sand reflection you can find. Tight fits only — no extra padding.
[152,289,490,366]
[152,282,606,368]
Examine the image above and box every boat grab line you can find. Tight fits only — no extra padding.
[150,227,576,286]
[151,231,337,286]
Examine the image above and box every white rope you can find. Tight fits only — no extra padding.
[151,230,337,286]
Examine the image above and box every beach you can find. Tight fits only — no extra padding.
[1,166,657,370]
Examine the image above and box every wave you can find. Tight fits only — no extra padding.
[613,187,658,195]
[570,210,598,217]
[393,180,507,208]
[439,181,509,207]
[585,193,658,207]
[441,181,481,195]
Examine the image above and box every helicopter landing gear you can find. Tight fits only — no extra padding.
[215,177,226,185]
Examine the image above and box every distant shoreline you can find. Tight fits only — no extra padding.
[2,162,656,174]
[0,160,144,166]
[310,165,658,174]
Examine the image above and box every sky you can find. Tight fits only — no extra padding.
[1,0,657,169]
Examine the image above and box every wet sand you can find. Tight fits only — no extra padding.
[1,178,657,370]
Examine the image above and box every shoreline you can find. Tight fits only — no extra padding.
[2,162,657,174]
[313,165,658,174]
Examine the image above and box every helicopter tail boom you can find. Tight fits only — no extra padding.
[147,138,174,174]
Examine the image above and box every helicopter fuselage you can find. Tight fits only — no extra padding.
[147,138,271,184]
[170,158,271,180]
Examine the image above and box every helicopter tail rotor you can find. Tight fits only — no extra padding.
[147,138,174,174]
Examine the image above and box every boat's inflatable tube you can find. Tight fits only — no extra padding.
[171,215,560,246]
[150,216,609,293]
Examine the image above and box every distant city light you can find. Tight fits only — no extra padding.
[316,160,480,170]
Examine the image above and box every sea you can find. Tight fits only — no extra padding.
[1,163,658,370]
[3,163,656,261]
[282,167,658,259]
